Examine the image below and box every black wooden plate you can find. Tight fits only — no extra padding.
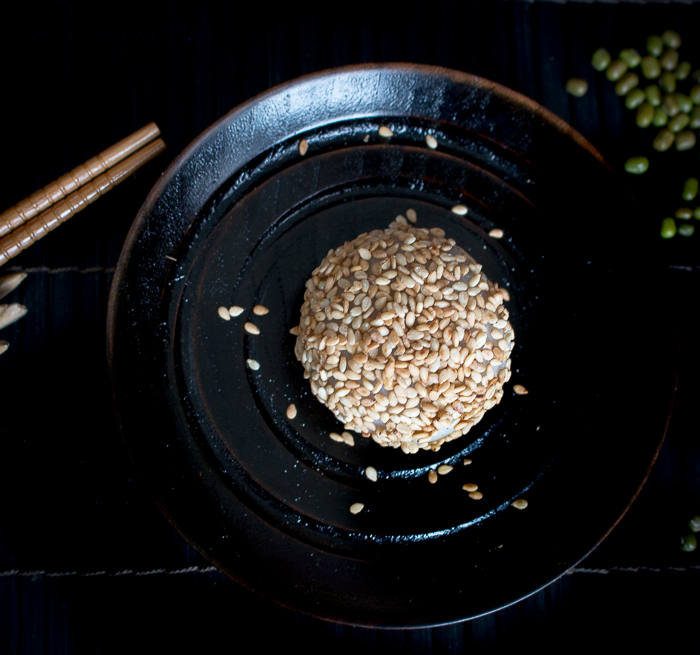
[107,64,676,627]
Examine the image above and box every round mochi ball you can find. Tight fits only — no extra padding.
[293,224,514,454]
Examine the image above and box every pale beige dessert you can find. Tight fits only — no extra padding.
[293,223,513,454]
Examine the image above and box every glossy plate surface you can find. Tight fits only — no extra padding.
[107,64,675,627]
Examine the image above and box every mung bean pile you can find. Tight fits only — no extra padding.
[574,30,700,239]
[292,222,514,455]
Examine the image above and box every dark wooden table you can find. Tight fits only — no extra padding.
[2,1,700,652]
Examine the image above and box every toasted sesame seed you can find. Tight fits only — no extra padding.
[286,403,297,419]
[244,322,260,335]
[342,431,355,446]
[428,470,438,484]
[425,134,438,149]
[512,498,528,510]
[289,326,301,336]
[350,502,364,514]
[218,306,231,321]
[488,228,504,239]
[246,359,260,370]
[229,306,245,317]
[365,466,378,482]
[299,139,309,156]
[468,491,483,500]
[451,205,468,216]
[437,465,453,475]
[406,208,417,223]
[378,125,393,138]
[462,483,478,492]
[463,458,472,465]
[513,384,528,395]
[329,432,345,443]
[253,305,269,316]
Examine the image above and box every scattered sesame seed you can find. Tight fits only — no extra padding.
[513,384,528,395]
[428,470,438,484]
[253,305,269,316]
[488,229,504,239]
[299,139,309,156]
[425,134,438,149]
[329,432,345,443]
[365,466,378,482]
[229,306,244,317]
[378,125,393,138]
[462,483,478,492]
[451,204,468,216]
[406,208,417,224]
[350,502,364,514]
[468,491,483,500]
[218,306,231,321]
[512,499,528,510]
[164,255,177,261]
[363,134,370,143]
[437,465,453,475]
[289,326,301,336]
[342,431,355,446]
[244,322,260,335]
[463,458,473,465]
[246,359,260,370]
[286,403,297,419]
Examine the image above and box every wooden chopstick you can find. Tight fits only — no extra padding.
[0,122,161,239]
[0,138,165,267]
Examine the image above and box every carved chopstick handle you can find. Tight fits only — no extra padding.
[0,122,161,238]
[0,138,165,267]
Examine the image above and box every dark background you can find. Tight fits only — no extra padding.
[2,1,700,652]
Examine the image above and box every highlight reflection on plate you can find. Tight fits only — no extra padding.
[108,64,675,627]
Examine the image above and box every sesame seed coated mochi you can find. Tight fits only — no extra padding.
[293,224,514,454]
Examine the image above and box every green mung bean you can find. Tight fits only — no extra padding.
[694,207,700,219]
[661,94,680,117]
[591,48,611,71]
[675,93,692,114]
[652,107,669,126]
[660,217,677,238]
[565,78,588,97]
[668,113,690,133]
[619,48,641,68]
[675,207,693,220]
[647,35,664,57]
[660,48,679,71]
[653,128,675,151]
[681,534,698,551]
[690,107,700,129]
[676,61,691,80]
[690,85,700,104]
[641,55,661,79]
[660,71,676,93]
[606,59,628,82]
[679,223,695,237]
[615,72,639,96]
[644,84,662,106]
[683,177,699,201]
[636,103,654,128]
[662,30,681,49]
[675,131,696,151]
[625,88,645,109]
[624,156,649,174]
[690,516,700,533]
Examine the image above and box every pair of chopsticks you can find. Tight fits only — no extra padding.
[0,123,165,267]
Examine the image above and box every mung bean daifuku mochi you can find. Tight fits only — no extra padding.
[293,222,514,454]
